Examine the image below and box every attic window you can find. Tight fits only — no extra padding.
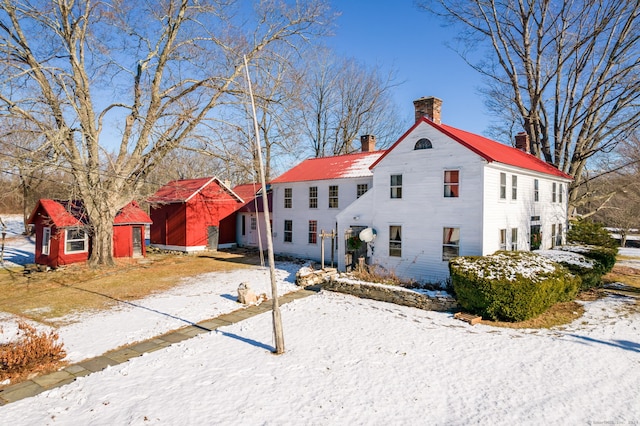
[414,138,432,150]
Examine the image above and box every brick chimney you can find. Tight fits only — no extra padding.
[515,132,530,153]
[361,134,376,152]
[413,96,442,124]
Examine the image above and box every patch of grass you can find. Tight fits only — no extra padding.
[481,300,586,329]
[0,251,257,324]
[603,265,640,289]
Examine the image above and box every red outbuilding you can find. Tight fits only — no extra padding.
[28,199,152,268]
[148,177,243,252]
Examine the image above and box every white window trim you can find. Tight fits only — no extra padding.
[42,227,51,256]
[64,228,88,254]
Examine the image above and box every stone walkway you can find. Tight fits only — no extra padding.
[0,288,318,406]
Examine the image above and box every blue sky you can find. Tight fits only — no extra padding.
[327,0,491,136]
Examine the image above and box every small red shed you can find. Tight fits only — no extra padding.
[28,199,152,268]
[148,177,243,252]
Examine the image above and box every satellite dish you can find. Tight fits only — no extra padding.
[359,227,377,243]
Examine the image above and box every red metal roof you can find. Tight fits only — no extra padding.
[370,118,573,180]
[28,199,151,227]
[271,151,385,183]
[148,177,243,203]
[113,201,152,225]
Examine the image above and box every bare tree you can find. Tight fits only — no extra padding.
[420,0,640,206]
[299,49,404,157]
[0,0,332,266]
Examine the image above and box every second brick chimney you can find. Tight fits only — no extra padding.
[413,96,442,124]
[515,132,530,153]
[361,134,376,152]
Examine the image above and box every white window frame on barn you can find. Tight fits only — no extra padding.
[65,228,88,254]
[42,226,51,255]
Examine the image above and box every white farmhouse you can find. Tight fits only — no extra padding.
[270,135,383,266]
[336,97,573,283]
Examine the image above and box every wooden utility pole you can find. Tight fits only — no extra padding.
[244,56,285,354]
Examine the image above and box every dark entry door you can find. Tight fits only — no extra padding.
[208,226,219,251]
[132,227,143,256]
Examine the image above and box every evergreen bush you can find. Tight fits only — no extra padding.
[557,245,617,274]
[449,251,580,322]
[536,249,603,290]
[566,218,618,249]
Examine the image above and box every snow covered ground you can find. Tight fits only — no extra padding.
[0,214,34,267]
[0,216,639,424]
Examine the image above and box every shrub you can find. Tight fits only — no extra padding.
[535,249,603,290]
[449,251,580,322]
[566,218,618,249]
[557,244,617,274]
[0,321,66,383]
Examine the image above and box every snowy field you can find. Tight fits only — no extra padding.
[0,215,639,424]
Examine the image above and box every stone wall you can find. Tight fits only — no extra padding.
[296,269,458,312]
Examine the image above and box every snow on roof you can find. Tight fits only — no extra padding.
[370,118,572,180]
[271,151,385,183]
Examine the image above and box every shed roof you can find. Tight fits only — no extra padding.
[271,151,385,184]
[370,118,573,180]
[148,177,243,203]
[28,199,151,227]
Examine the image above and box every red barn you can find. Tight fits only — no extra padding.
[148,177,243,252]
[28,199,152,268]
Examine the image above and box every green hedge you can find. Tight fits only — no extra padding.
[450,251,580,322]
[535,249,603,290]
[557,245,617,274]
[566,218,618,249]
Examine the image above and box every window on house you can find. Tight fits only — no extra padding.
[308,220,317,244]
[551,224,557,248]
[500,173,506,199]
[389,226,402,257]
[552,182,557,202]
[511,228,518,251]
[284,188,292,208]
[357,183,368,198]
[390,174,402,199]
[241,216,246,236]
[556,223,562,246]
[42,227,51,256]
[284,220,292,243]
[534,179,539,202]
[414,138,432,150]
[559,184,563,203]
[444,170,459,197]
[251,217,257,230]
[511,175,518,200]
[443,227,460,260]
[499,229,507,251]
[65,228,87,253]
[309,186,318,209]
[329,185,339,208]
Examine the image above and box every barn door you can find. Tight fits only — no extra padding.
[207,226,219,251]
[132,227,143,257]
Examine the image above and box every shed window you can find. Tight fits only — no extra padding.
[389,226,402,257]
[414,138,432,150]
[65,228,87,253]
[42,227,51,256]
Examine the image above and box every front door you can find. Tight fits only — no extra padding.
[132,227,143,257]
[208,226,219,251]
